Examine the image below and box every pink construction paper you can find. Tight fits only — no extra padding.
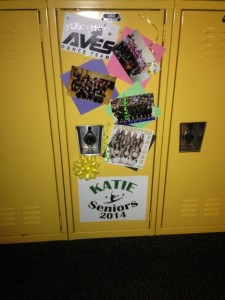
[107,53,150,87]
[120,27,165,62]
[107,53,132,84]
[106,27,165,85]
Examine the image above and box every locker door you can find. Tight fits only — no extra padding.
[53,9,166,237]
[161,11,225,232]
[0,11,62,237]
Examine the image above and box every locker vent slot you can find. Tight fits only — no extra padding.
[201,28,225,58]
[203,198,222,217]
[21,206,41,225]
[0,207,16,226]
[180,199,198,217]
[0,30,19,60]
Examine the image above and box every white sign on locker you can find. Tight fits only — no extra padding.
[79,176,148,222]
[61,13,120,59]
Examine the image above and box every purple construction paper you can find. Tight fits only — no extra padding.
[80,59,109,74]
[61,59,118,115]
[60,70,70,86]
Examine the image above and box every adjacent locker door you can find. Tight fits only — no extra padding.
[0,11,62,237]
[54,9,165,237]
[161,11,225,233]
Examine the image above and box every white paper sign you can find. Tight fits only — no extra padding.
[61,13,120,59]
[79,176,148,222]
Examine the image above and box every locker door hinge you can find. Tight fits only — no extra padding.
[39,23,44,43]
[149,211,152,225]
[59,215,63,232]
[162,24,166,43]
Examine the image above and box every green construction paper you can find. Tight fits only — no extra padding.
[105,103,113,117]
[154,106,162,118]
[118,82,146,98]
[131,121,153,128]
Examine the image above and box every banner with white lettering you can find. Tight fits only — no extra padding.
[78,176,148,222]
[61,13,120,59]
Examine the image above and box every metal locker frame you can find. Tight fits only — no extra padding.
[156,0,225,235]
[47,0,174,240]
[0,0,68,244]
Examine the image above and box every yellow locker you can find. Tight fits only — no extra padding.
[48,1,173,239]
[157,8,225,234]
[0,3,67,243]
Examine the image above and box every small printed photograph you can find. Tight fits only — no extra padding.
[112,29,160,83]
[111,93,155,125]
[105,124,154,169]
[67,66,116,105]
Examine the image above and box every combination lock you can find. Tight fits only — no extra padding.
[182,127,195,144]
[84,126,97,148]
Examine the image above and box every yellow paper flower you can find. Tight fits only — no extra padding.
[73,155,100,180]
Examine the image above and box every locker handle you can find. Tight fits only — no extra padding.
[180,122,207,152]
[182,125,195,145]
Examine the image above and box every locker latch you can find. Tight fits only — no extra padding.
[76,125,103,155]
[180,122,207,152]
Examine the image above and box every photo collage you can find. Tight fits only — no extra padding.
[61,13,165,172]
